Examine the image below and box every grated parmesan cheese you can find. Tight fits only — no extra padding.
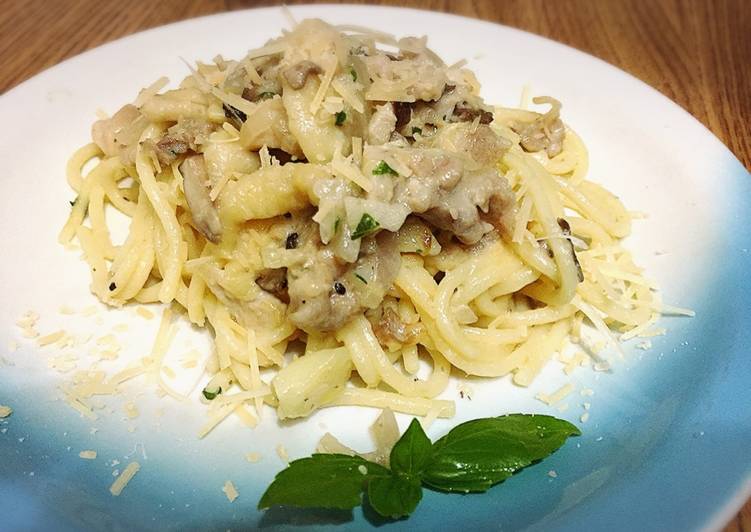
[536,383,575,406]
[124,402,139,419]
[222,480,239,502]
[276,444,289,463]
[245,452,261,463]
[136,307,155,320]
[110,462,140,496]
[0,405,12,418]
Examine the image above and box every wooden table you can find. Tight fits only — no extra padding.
[1,0,749,529]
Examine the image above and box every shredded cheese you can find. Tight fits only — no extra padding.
[310,57,338,115]
[276,444,289,463]
[136,307,154,320]
[245,452,261,463]
[536,383,575,406]
[0,405,12,418]
[222,480,239,502]
[110,462,140,496]
[79,450,97,460]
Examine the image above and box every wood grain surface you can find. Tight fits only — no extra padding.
[1,0,749,529]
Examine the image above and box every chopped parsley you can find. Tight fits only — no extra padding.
[335,111,347,126]
[354,273,368,284]
[351,213,380,239]
[334,217,342,233]
[258,91,276,100]
[372,160,397,176]
[411,127,422,136]
[202,386,222,401]
[349,67,358,82]
[69,197,78,207]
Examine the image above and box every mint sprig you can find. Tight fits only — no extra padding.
[258,414,580,519]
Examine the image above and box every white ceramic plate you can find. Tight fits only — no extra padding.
[1,5,749,531]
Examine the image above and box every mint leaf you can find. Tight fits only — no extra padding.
[422,414,580,493]
[351,213,380,239]
[390,419,432,478]
[367,475,422,519]
[372,160,397,175]
[258,454,389,510]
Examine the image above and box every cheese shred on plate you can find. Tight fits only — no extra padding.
[109,461,141,496]
[222,480,239,502]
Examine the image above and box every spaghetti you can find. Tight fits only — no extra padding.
[60,19,682,431]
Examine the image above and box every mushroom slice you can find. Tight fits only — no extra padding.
[179,155,222,243]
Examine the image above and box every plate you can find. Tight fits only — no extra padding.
[1,5,749,531]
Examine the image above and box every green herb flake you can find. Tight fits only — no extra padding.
[202,386,222,401]
[349,67,358,82]
[411,127,422,135]
[258,91,276,100]
[335,111,347,126]
[334,217,342,233]
[354,273,368,284]
[257,413,579,520]
[351,213,380,240]
[372,160,398,176]
[69,197,78,207]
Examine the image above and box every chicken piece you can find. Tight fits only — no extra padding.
[367,103,397,146]
[435,123,510,168]
[419,169,502,245]
[287,232,401,333]
[392,147,514,244]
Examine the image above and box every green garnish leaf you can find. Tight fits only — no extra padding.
[354,273,368,284]
[351,213,380,239]
[389,419,432,478]
[349,67,358,82]
[372,160,398,176]
[411,127,422,135]
[422,414,581,493]
[367,475,422,519]
[335,111,347,126]
[334,217,342,233]
[258,414,580,520]
[258,454,389,511]
[202,386,222,400]
[258,91,276,100]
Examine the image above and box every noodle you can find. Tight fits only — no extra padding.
[60,18,678,430]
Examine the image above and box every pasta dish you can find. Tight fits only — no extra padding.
[60,19,673,432]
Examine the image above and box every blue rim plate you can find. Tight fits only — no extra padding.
[0,5,749,531]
